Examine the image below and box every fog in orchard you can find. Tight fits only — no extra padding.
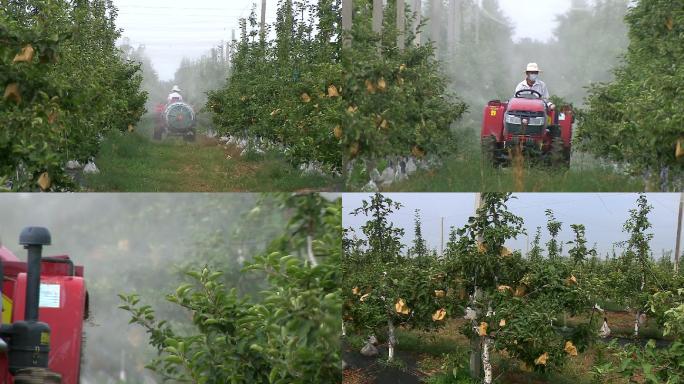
[112,0,630,133]
[416,0,630,127]
[0,194,290,383]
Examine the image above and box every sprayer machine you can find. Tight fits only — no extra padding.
[154,102,197,142]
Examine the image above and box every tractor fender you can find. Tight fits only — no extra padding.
[482,100,507,142]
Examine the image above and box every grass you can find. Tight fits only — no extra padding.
[84,117,341,192]
[384,133,646,192]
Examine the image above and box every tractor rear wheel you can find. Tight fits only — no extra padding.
[550,137,570,168]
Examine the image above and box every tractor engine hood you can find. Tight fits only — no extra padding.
[507,97,545,112]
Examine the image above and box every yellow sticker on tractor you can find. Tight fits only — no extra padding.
[490,108,497,117]
[40,332,50,345]
[2,294,12,324]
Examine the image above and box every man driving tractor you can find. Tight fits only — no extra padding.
[167,85,183,103]
[514,62,554,111]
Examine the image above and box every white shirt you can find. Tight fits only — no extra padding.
[167,92,183,103]
[514,79,549,101]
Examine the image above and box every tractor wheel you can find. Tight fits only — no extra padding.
[481,136,498,167]
[550,137,570,168]
[14,368,61,384]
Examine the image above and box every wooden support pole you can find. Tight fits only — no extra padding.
[676,192,683,274]
[447,0,455,55]
[413,0,422,46]
[260,0,267,39]
[342,0,352,48]
[430,0,442,46]
[474,0,480,45]
[373,0,383,35]
[397,0,405,51]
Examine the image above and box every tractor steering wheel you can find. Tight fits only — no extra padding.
[515,89,543,99]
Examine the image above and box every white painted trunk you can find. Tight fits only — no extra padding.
[306,235,318,266]
[634,311,640,337]
[387,319,396,361]
[482,336,492,384]
[342,321,346,337]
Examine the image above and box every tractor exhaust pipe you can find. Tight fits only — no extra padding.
[19,227,51,322]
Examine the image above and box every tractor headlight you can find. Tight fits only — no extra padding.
[505,114,521,125]
[528,117,545,126]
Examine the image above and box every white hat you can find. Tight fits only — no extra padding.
[172,85,181,92]
[526,63,541,72]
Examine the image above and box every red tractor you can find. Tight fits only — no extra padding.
[0,227,87,384]
[481,89,574,166]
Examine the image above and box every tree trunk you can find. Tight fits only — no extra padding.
[342,321,347,337]
[387,319,396,361]
[468,287,483,379]
[469,333,482,379]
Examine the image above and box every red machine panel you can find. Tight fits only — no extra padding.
[558,106,574,147]
[481,100,507,141]
[0,249,86,384]
[506,97,545,113]
[13,274,86,384]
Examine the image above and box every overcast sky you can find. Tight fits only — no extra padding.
[113,0,576,80]
[343,193,683,259]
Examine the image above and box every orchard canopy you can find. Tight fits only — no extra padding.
[578,0,684,182]
[0,0,146,191]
